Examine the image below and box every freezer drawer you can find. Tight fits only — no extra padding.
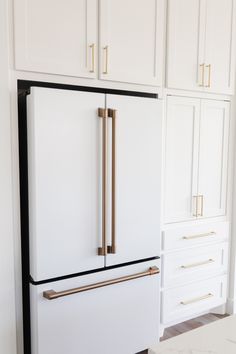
[30,260,160,354]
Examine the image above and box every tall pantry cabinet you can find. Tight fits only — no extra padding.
[161,0,234,330]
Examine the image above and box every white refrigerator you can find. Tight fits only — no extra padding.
[21,85,162,354]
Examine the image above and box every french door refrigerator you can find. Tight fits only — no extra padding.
[19,83,162,354]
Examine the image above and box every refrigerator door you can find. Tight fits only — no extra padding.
[27,87,105,281]
[30,260,160,354]
[106,95,162,266]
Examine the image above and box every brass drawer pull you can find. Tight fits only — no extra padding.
[107,109,117,254]
[198,195,204,217]
[199,63,205,87]
[193,196,198,217]
[43,266,160,300]
[181,293,213,306]
[103,46,109,74]
[205,64,211,87]
[183,231,216,240]
[181,259,214,269]
[89,43,95,73]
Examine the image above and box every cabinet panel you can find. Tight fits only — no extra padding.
[164,96,200,223]
[163,242,228,288]
[106,95,162,266]
[204,0,235,94]
[27,87,105,281]
[14,0,98,78]
[198,100,230,218]
[167,0,204,91]
[30,260,160,354]
[162,275,227,324]
[99,0,165,86]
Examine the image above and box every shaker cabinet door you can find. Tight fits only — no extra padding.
[27,87,105,281]
[164,96,200,223]
[99,0,165,86]
[197,100,230,218]
[167,0,205,91]
[14,0,98,78]
[167,0,236,94]
[105,95,162,266]
[204,0,235,94]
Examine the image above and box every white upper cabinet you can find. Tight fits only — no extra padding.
[198,100,229,218]
[203,0,235,94]
[14,0,165,86]
[164,96,200,223]
[99,0,165,86]
[164,96,230,224]
[14,0,98,78]
[167,0,236,94]
[167,0,204,92]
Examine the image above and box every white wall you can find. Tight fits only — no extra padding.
[0,0,17,353]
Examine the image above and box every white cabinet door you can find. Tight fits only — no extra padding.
[204,0,235,94]
[198,100,230,218]
[99,0,165,86]
[105,95,162,266]
[14,0,98,78]
[164,96,200,223]
[27,87,105,281]
[30,260,160,354]
[167,0,205,91]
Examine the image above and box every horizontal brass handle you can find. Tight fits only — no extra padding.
[181,259,214,269]
[181,293,213,306]
[43,266,160,300]
[183,231,216,240]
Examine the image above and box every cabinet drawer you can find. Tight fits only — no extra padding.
[162,275,227,324]
[162,222,229,251]
[162,242,228,288]
[30,260,160,354]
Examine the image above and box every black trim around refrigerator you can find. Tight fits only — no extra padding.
[18,79,159,99]
[18,80,159,354]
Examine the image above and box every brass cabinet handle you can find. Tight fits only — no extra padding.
[107,109,117,254]
[43,266,160,300]
[89,43,95,73]
[98,108,108,256]
[180,259,215,269]
[180,293,213,306]
[193,196,198,217]
[199,63,205,86]
[103,46,109,74]
[198,195,204,217]
[205,64,211,87]
[182,231,216,240]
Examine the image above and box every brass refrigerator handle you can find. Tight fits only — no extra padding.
[43,266,160,300]
[107,108,117,254]
[98,108,108,256]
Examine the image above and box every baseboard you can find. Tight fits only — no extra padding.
[226,298,235,314]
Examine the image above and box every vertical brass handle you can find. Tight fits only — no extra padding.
[98,108,108,256]
[89,44,95,73]
[199,63,205,87]
[198,195,204,217]
[107,109,117,254]
[193,196,198,217]
[205,64,211,87]
[103,46,109,74]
